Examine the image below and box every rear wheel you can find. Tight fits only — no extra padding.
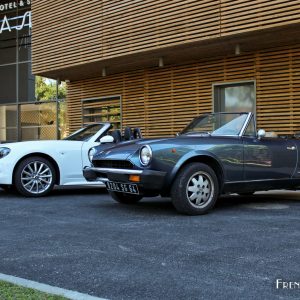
[109,191,143,204]
[171,163,219,215]
[14,156,56,197]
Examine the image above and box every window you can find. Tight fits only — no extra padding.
[243,116,256,137]
[0,105,17,141]
[82,96,121,129]
[214,82,255,113]
[20,102,57,141]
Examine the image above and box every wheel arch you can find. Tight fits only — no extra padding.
[166,155,225,196]
[13,153,60,185]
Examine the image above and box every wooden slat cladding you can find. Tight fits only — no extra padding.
[32,0,300,75]
[220,0,300,35]
[67,45,300,137]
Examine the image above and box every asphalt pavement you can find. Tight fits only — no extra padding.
[0,187,299,300]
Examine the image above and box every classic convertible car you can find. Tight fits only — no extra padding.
[84,112,300,215]
[0,123,117,197]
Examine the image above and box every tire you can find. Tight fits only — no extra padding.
[14,156,56,197]
[171,163,219,215]
[109,191,143,204]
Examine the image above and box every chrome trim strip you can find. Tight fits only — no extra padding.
[89,167,143,175]
[226,178,291,184]
[239,112,253,137]
[97,178,109,182]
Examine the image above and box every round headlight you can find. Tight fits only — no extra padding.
[88,147,97,163]
[139,145,152,166]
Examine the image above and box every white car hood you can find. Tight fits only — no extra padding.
[0,140,84,152]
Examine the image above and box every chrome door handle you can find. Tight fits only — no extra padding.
[287,146,296,151]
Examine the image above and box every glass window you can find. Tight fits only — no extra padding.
[0,64,16,103]
[20,102,57,141]
[214,82,255,113]
[243,116,256,137]
[19,62,35,102]
[82,96,121,129]
[0,104,17,142]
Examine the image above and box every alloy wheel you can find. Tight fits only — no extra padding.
[20,161,53,195]
[186,171,214,208]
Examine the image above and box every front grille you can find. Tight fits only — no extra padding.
[93,160,134,169]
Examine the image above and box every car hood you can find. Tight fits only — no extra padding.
[93,135,214,160]
[0,140,84,151]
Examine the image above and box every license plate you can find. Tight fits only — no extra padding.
[105,181,139,195]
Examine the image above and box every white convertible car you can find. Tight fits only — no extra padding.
[0,123,114,197]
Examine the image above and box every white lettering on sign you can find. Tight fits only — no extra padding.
[0,1,31,12]
[0,10,31,34]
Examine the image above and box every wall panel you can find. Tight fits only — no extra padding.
[67,45,300,137]
[32,0,300,75]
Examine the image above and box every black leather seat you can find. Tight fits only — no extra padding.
[111,129,122,143]
[123,127,134,141]
[133,127,142,139]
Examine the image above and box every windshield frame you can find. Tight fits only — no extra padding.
[64,123,111,142]
[181,112,252,137]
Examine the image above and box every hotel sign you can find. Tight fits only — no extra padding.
[0,0,31,12]
[0,1,31,34]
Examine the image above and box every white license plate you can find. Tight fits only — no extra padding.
[105,181,139,194]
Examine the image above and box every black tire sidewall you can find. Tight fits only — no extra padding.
[14,156,56,197]
[171,163,219,215]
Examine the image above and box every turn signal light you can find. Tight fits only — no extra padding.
[129,175,140,182]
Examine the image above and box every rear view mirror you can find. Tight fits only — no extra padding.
[100,135,114,144]
[257,129,266,140]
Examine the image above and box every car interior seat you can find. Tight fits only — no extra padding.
[123,127,134,141]
[111,129,122,143]
[133,127,142,139]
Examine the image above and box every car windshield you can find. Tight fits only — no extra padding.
[181,113,249,136]
[64,124,106,141]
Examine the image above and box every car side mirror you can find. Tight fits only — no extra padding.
[100,135,114,144]
[257,129,266,140]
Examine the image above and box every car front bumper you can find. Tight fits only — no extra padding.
[0,158,14,185]
[83,167,167,195]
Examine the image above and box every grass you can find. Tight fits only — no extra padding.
[0,280,68,300]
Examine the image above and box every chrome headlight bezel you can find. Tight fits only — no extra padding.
[139,145,152,166]
[88,147,97,163]
[0,147,10,159]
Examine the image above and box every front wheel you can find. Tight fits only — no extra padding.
[171,163,219,215]
[14,156,56,197]
[109,191,143,204]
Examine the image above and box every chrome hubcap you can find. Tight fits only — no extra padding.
[186,171,214,208]
[21,161,53,194]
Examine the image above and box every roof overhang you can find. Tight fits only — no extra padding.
[36,23,300,82]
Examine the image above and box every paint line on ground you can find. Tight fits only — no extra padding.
[0,273,108,300]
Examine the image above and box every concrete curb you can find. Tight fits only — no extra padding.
[0,273,108,300]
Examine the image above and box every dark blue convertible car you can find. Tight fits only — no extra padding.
[83,112,300,215]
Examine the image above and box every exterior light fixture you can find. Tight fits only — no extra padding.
[158,57,164,68]
[102,67,107,77]
[235,44,241,55]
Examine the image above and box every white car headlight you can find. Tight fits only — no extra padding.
[139,145,152,166]
[88,147,97,163]
[0,147,10,159]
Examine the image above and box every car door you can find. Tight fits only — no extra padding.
[243,135,297,181]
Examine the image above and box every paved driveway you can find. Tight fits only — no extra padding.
[0,187,299,300]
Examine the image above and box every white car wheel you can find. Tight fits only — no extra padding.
[14,156,56,197]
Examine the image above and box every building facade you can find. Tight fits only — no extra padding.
[31,0,300,137]
[0,0,66,142]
